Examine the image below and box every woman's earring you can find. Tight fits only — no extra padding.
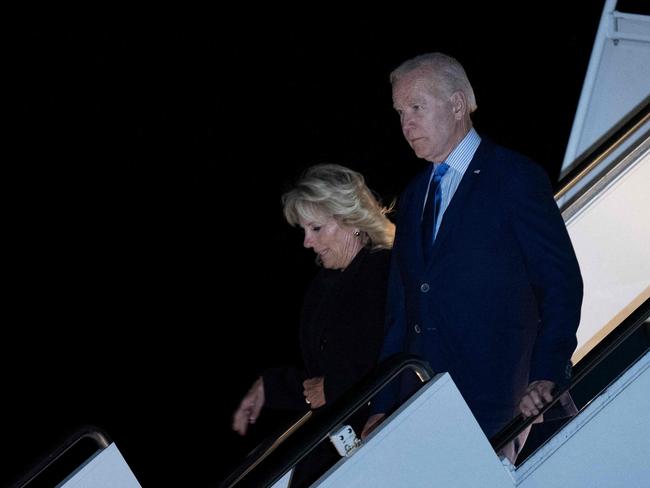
[354,230,361,237]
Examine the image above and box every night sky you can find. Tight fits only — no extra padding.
[8,4,614,486]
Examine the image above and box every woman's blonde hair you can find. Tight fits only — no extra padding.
[282,164,395,250]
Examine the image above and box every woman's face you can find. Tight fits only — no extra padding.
[299,213,362,270]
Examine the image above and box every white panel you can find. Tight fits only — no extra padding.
[270,468,293,488]
[313,373,513,487]
[566,148,650,362]
[59,443,142,488]
[575,37,650,155]
[562,1,650,174]
[516,352,650,488]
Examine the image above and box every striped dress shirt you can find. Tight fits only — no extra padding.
[423,127,481,240]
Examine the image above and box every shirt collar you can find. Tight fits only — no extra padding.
[442,127,481,174]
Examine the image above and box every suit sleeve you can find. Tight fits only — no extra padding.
[506,161,583,385]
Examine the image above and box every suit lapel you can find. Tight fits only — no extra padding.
[427,140,489,264]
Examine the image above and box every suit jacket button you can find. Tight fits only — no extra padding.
[320,339,327,351]
[420,283,430,293]
[414,324,421,334]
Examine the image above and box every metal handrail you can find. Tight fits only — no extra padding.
[218,354,434,488]
[13,425,111,488]
[490,297,650,454]
[554,97,649,203]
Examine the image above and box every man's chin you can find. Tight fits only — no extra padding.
[410,143,429,159]
[414,149,431,160]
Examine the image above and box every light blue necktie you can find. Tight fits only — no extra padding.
[421,163,449,261]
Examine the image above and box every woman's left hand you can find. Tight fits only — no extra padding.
[302,376,326,408]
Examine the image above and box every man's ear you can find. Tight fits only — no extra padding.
[451,91,467,119]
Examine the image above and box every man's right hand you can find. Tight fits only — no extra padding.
[361,413,385,439]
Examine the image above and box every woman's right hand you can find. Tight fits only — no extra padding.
[232,377,265,435]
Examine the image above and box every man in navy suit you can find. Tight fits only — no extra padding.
[362,52,583,462]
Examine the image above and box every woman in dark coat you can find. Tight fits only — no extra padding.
[232,163,394,487]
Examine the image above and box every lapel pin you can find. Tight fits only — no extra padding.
[473,169,481,174]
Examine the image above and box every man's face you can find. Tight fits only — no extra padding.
[392,71,460,163]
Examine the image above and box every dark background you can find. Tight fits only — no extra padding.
[9,2,639,486]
